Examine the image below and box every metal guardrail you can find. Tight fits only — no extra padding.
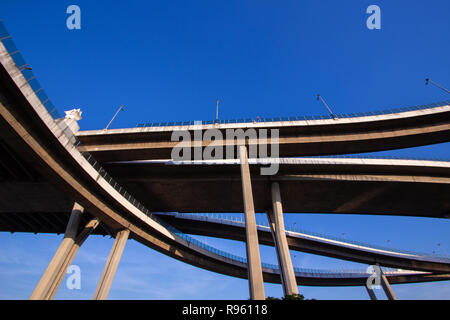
[160,216,402,277]
[0,20,60,119]
[135,100,450,128]
[0,19,442,278]
[297,155,450,163]
[170,156,450,165]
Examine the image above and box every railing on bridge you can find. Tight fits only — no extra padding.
[297,154,450,163]
[0,20,60,119]
[157,214,403,278]
[135,100,450,129]
[157,212,450,262]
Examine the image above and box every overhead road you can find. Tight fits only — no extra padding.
[155,212,450,273]
[76,101,450,162]
[101,157,450,218]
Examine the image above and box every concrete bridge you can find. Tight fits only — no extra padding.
[100,157,450,218]
[155,212,450,273]
[76,101,450,161]
[0,20,448,300]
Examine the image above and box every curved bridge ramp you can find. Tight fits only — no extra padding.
[102,157,450,218]
[76,101,450,161]
[155,212,450,273]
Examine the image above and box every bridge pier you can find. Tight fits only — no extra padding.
[380,269,397,300]
[239,145,265,300]
[365,285,377,300]
[267,182,299,296]
[30,203,100,300]
[93,229,130,300]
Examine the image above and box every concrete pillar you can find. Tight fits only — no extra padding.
[365,285,377,300]
[380,269,397,300]
[93,229,130,300]
[30,203,84,300]
[239,145,265,300]
[46,218,100,300]
[267,182,299,296]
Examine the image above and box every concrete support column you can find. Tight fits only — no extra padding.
[46,217,100,300]
[30,203,84,300]
[365,285,377,300]
[93,229,130,300]
[239,145,265,300]
[380,269,397,300]
[267,182,299,296]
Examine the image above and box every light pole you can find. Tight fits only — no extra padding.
[425,78,450,94]
[105,105,125,130]
[317,94,337,119]
[216,98,219,122]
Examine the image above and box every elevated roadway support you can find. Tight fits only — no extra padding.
[365,285,377,300]
[93,229,130,300]
[47,217,100,299]
[239,146,265,300]
[267,182,298,296]
[380,267,397,300]
[30,203,100,300]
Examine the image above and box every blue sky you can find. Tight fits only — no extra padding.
[0,0,449,299]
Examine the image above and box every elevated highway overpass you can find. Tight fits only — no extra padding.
[155,212,450,273]
[76,101,450,161]
[101,157,450,218]
[0,21,449,299]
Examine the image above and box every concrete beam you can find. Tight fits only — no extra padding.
[93,229,130,300]
[30,203,84,300]
[267,182,298,296]
[239,145,265,300]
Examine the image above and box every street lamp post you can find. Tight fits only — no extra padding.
[105,105,125,130]
[425,78,450,94]
[317,94,337,119]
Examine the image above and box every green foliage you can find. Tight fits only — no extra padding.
[283,293,305,300]
[266,293,306,300]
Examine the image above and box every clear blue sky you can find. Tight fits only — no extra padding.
[0,0,449,300]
